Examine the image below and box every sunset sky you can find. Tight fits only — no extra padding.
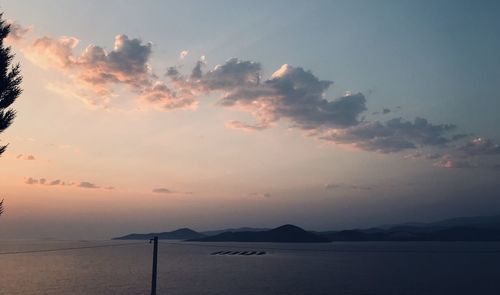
[1,0,499,239]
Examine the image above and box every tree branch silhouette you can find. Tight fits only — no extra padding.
[0,13,22,156]
[0,12,23,218]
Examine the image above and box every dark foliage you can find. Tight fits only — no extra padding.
[0,13,22,156]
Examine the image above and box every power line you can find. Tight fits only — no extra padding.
[0,242,146,256]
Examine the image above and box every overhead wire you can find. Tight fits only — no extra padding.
[0,242,146,256]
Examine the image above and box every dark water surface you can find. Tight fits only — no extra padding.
[1,240,500,294]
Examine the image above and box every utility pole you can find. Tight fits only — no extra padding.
[150,236,158,295]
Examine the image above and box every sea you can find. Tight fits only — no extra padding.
[1,240,500,295]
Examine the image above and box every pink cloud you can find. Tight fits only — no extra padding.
[24,34,193,109]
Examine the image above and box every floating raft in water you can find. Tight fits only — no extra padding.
[210,250,266,256]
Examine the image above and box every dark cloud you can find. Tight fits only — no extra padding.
[321,117,457,153]
[25,177,38,184]
[451,134,469,141]
[152,188,173,194]
[199,58,260,90]
[78,182,100,189]
[152,188,193,194]
[166,59,499,166]
[428,137,500,169]
[433,157,475,169]
[248,192,271,198]
[325,183,373,191]
[191,60,204,79]
[16,154,36,160]
[24,177,113,188]
[176,61,367,130]
[236,64,366,129]
[405,152,443,160]
[76,35,152,92]
[166,66,180,77]
[48,179,61,186]
[226,120,269,132]
[458,137,500,156]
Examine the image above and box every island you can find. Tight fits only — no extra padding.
[112,214,500,242]
[190,224,330,243]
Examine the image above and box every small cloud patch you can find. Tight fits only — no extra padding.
[24,177,113,190]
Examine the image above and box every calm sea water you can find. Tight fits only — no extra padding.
[1,240,500,295]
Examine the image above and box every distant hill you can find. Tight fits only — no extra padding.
[320,214,500,241]
[113,228,205,240]
[192,224,330,243]
[379,214,500,230]
[201,227,270,236]
[113,214,500,242]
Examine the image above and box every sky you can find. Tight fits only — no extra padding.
[0,0,499,239]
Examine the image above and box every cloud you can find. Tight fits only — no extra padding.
[458,137,500,156]
[215,62,366,130]
[24,177,113,189]
[18,29,500,168]
[167,60,367,131]
[433,157,475,169]
[24,36,79,69]
[169,56,500,170]
[152,188,173,194]
[25,177,38,184]
[5,20,32,42]
[163,58,500,167]
[24,34,194,109]
[319,117,457,153]
[428,137,500,169]
[48,179,61,186]
[404,152,442,160]
[325,183,373,191]
[78,181,99,189]
[140,81,196,109]
[163,58,484,164]
[248,192,271,198]
[152,187,192,194]
[16,154,35,160]
[197,58,261,90]
[179,50,188,59]
[226,120,268,132]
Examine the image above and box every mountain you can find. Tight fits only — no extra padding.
[192,224,330,243]
[201,227,270,236]
[319,214,500,241]
[425,214,500,229]
[321,227,500,241]
[113,228,205,240]
[112,214,500,242]
[380,214,500,230]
